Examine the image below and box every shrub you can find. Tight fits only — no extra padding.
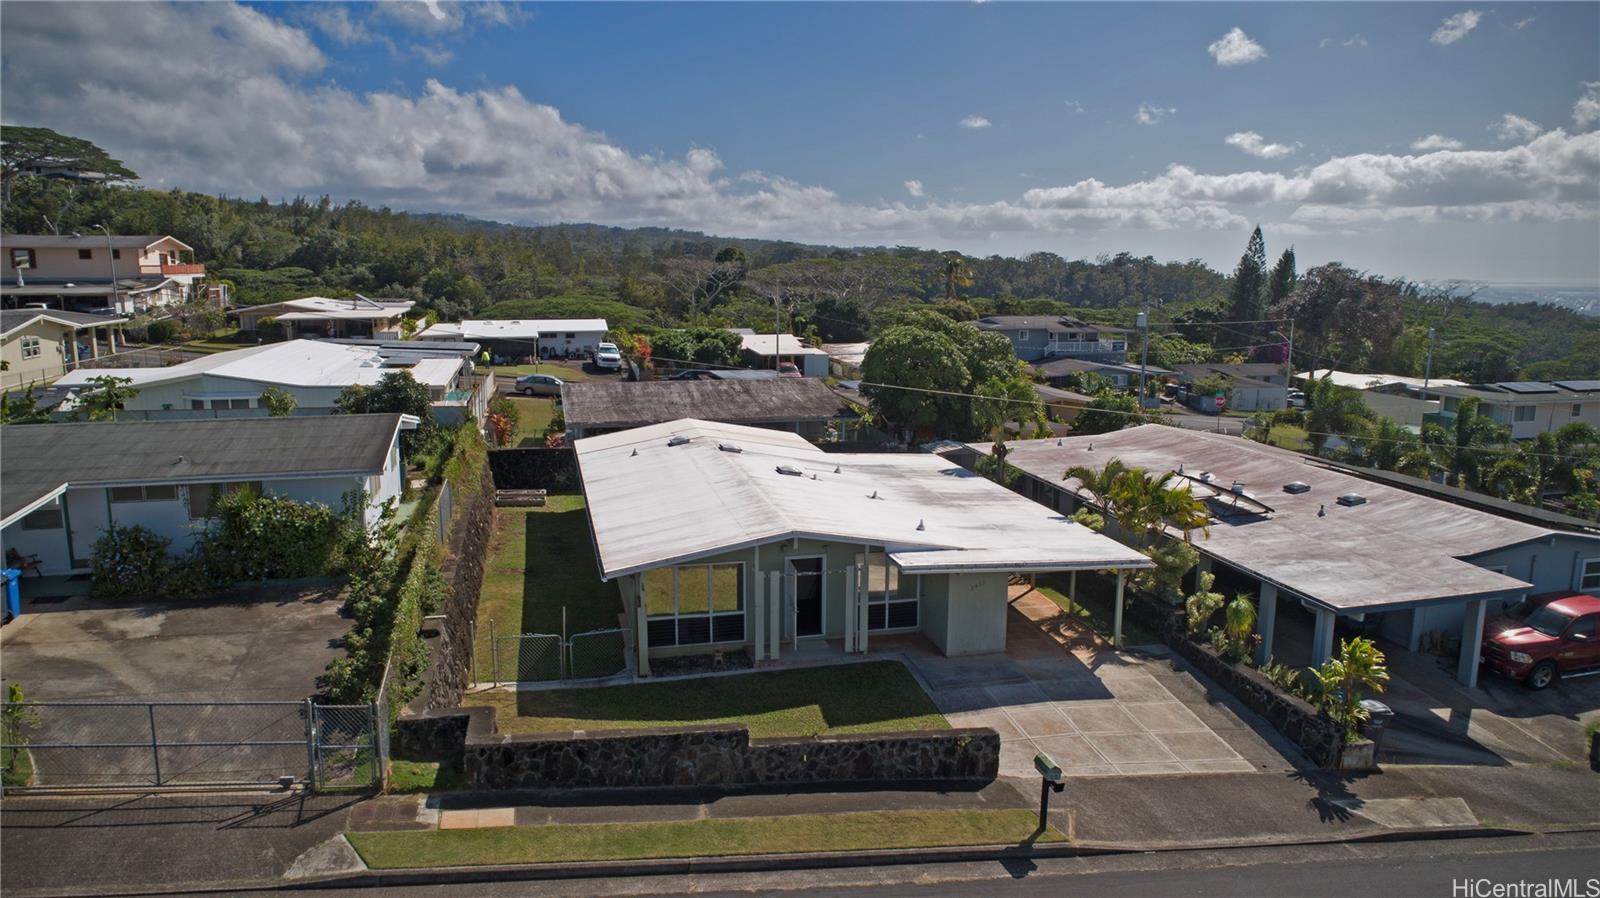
[195,488,344,583]
[91,525,173,597]
[1184,571,1224,635]
[145,320,177,343]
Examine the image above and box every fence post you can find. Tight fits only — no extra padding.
[562,607,568,680]
[369,701,384,788]
[147,704,162,787]
[490,619,499,688]
[304,698,318,789]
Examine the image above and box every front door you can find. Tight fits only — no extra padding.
[65,489,109,570]
[788,557,824,637]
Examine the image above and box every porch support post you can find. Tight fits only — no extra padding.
[767,571,782,661]
[107,325,117,354]
[1254,583,1279,666]
[1067,570,1076,615]
[1113,569,1126,649]
[857,550,870,654]
[752,568,767,662]
[843,561,857,654]
[627,576,646,675]
[1407,607,1427,652]
[1457,599,1487,688]
[1311,607,1337,667]
[89,328,100,359]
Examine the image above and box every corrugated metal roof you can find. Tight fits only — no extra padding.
[988,425,1571,612]
[575,419,1153,580]
[2,414,402,525]
[562,379,856,430]
[52,340,463,390]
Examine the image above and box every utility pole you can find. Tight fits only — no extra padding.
[92,224,119,314]
[773,295,782,371]
[1421,326,1437,403]
[1284,319,1295,387]
[1136,310,1149,407]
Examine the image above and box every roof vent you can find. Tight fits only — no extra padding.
[1336,492,1367,507]
[834,465,841,474]
[1282,481,1311,494]
[667,435,691,447]
[1318,504,1326,517]
[869,490,880,500]
[775,465,803,477]
[1230,481,1246,496]
[916,519,926,531]
[718,442,742,454]
[630,448,638,457]
[1198,471,1215,483]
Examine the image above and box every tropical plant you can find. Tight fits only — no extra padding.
[334,370,437,452]
[1184,571,1225,635]
[0,388,50,424]
[1137,539,1200,603]
[259,386,297,417]
[934,252,974,302]
[1,683,41,787]
[1068,507,1105,531]
[1303,375,1374,456]
[1309,636,1391,741]
[1424,396,1509,489]
[1071,388,1144,435]
[1218,592,1259,662]
[76,375,138,422]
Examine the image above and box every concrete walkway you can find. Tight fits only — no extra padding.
[902,592,1305,778]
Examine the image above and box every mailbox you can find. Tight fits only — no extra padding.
[1034,752,1062,783]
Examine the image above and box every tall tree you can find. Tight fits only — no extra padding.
[1271,263,1404,374]
[1304,376,1375,456]
[1,125,138,215]
[1226,227,1268,337]
[1266,246,1297,307]
[934,252,974,302]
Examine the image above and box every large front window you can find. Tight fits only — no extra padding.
[644,563,744,647]
[867,558,920,631]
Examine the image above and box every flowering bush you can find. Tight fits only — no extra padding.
[90,525,174,597]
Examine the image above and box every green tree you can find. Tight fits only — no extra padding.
[1226,227,1268,337]
[1424,396,1509,489]
[76,375,138,422]
[0,388,50,424]
[334,370,436,452]
[1357,416,1435,478]
[859,326,968,434]
[1,125,138,213]
[1311,637,1391,741]
[1271,263,1404,375]
[1304,376,1375,456]
[259,386,297,417]
[934,252,974,302]
[971,375,1045,436]
[1266,246,1296,308]
[1071,389,1144,435]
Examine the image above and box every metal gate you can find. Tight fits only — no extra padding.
[567,628,628,680]
[492,632,564,684]
[2,699,385,792]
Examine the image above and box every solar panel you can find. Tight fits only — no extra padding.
[1494,381,1560,394]
[1553,380,1600,393]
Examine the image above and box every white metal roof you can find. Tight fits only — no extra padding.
[239,296,414,321]
[1296,369,1466,391]
[738,333,829,357]
[420,319,609,340]
[575,419,1153,580]
[987,425,1566,612]
[53,339,462,390]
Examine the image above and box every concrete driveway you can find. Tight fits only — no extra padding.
[901,594,1307,778]
[0,584,348,701]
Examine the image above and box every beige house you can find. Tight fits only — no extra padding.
[1,235,213,315]
[1,309,128,390]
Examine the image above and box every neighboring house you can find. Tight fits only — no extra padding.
[1,235,213,315]
[1427,381,1600,440]
[233,296,416,340]
[970,315,1129,364]
[576,419,1150,673]
[732,331,830,378]
[1294,369,1463,428]
[561,378,859,440]
[1174,364,1290,412]
[1034,384,1094,425]
[821,342,871,378]
[50,339,472,419]
[1,414,410,575]
[417,319,610,359]
[978,424,1600,688]
[1,309,129,390]
[1175,363,1290,388]
[1033,356,1174,390]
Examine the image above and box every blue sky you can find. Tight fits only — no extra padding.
[5,2,1598,282]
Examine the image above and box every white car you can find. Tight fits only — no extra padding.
[594,342,623,370]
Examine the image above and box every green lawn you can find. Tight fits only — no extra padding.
[387,758,467,793]
[504,396,555,447]
[1033,572,1161,647]
[479,660,947,738]
[1267,425,1310,452]
[348,808,1061,868]
[486,360,598,381]
[472,498,622,680]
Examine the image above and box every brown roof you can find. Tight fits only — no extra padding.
[561,378,858,430]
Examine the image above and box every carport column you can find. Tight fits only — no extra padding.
[842,561,857,653]
[627,573,646,672]
[767,571,782,661]
[1457,599,1488,688]
[1310,607,1337,667]
[1113,570,1126,649]
[856,551,871,654]
[1254,584,1279,666]
[752,568,767,661]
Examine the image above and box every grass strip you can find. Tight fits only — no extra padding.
[349,808,1062,868]
[480,660,948,739]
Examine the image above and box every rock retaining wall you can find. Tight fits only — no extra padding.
[487,448,579,492]
[422,460,496,711]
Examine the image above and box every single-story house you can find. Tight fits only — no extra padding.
[821,342,871,377]
[1176,363,1290,388]
[1426,381,1600,441]
[417,319,610,360]
[1034,384,1094,425]
[1032,356,1174,390]
[576,419,1151,673]
[732,331,830,378]
[1,414,410,575]
[1296,369,1467,395]
[233,296,416,340]
[50,339,472,419]
[973,424,1600,687]
[560,378,858,441]
[1,309,129,391]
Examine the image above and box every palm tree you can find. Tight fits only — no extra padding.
[935,252,974,302]
[1428,396,1509,489]
[1357,417,1436,478]
[1304,376,1374,456]
[1223,592,1258,661]
[1063,458,1131,508]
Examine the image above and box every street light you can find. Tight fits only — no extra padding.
[91,224,119,314]
[1136,311,1149,407]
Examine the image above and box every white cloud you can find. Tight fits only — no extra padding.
[1431,10,1482,46]
[1135,104,1175,126]
[375,0,523,33]
[3,1,1594,250]
[1225,131,1299,159]
[959,115,992,129]
[1411,134,1465,151]
[307,5,373,45]
[1064,100,1084,114]
[1493,113,1544,142]
[1576,82,1600,129]
[1345,35,1369,48]
[410,43,454,66]
[1207,27,1267,66]
[1512,16,1535,30]
[904,180,925,198]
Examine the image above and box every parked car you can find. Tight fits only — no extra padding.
[1287,389,1307,409]
[1480,593,1600,690]
[777,361,802,378]
[594,342,623,370]
[513,373,564,397]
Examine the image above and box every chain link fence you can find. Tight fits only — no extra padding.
[567,628,629,680]
[492,633,564,685]
[1,700,385,792]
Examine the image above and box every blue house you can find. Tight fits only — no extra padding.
[970,315,1130,364]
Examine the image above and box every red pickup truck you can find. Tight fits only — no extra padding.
[1480,593,1600,690]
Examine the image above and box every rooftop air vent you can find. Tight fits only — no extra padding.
[1230,481,1246,496]
[775,465,803,477]
[1198,471,1215,483]
[1282,481,1311,495]
[1336,492,1367,507]
[718,442,742,454]
[667,435,691,447]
